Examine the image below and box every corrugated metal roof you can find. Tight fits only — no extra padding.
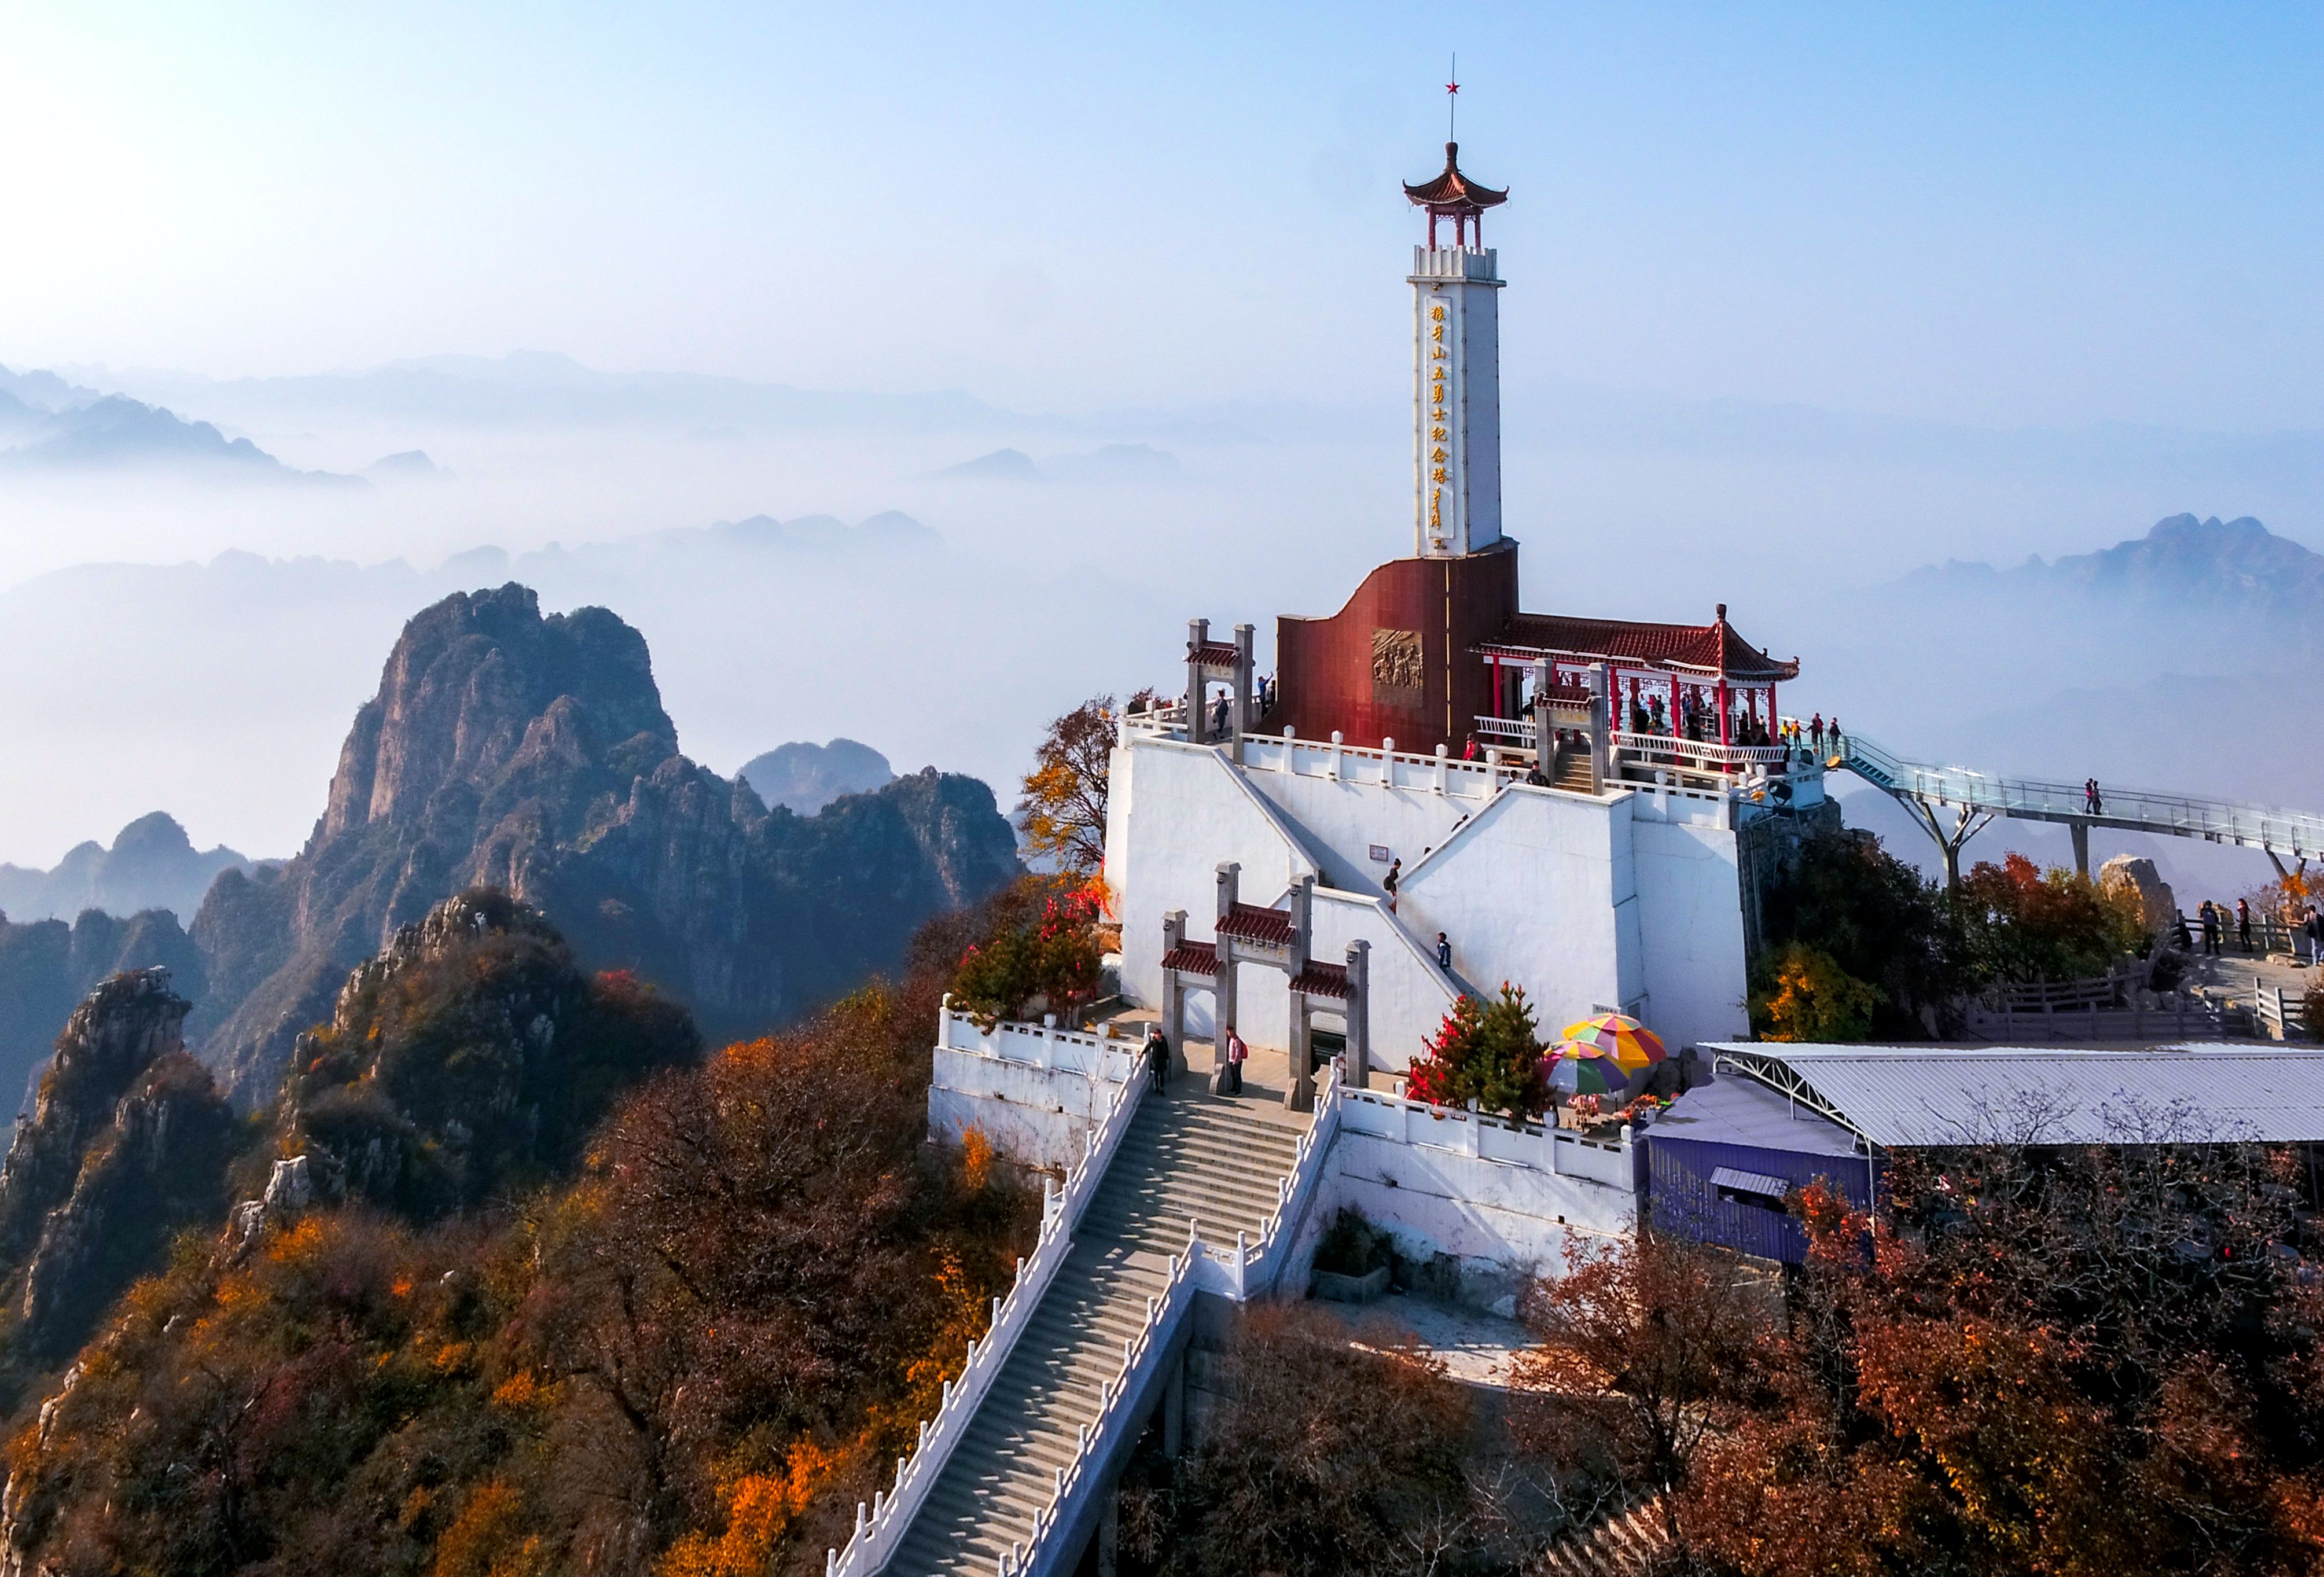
[1709,1166,1795,1199]
[1701,1042,2324,1146]
[1650,1075,1862,1157]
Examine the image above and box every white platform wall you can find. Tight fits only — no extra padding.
[1105,729,1753,1059]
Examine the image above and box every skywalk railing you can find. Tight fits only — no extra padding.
[825,1025,1153,1577]
[1833,731,2324,858]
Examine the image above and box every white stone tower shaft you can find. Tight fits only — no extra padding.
[1410,245,1504,558]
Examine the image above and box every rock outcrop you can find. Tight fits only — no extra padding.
[279,888,698,1218]
[0,908,206,1120]
[2099,854,2178,939]
[0,969,234,1367]
[192,584,1019,1105]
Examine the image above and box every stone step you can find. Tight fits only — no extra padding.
[878,1094,1310,1577]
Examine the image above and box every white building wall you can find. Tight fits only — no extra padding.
[1632,814,1753,1047]
[1396,785,1634,1039]
[1108,736,1320,1041]
[1239,748,1479,895]
[1105,728,1752,1061]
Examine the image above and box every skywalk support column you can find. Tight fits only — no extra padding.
[1345,939,1371,1091]
[2070,821,2090,877]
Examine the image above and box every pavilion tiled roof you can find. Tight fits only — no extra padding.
[1477,611,1799,682]
[1403,142,1508,212]
[1160,941,1218,977]
[1291,962,1353,999]
[1217,903,1295,947]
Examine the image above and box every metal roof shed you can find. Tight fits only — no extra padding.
[1698,1043,2324,1148]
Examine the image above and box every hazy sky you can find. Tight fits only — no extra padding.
[5,3,2319,431]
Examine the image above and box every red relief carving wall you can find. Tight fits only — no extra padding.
[1261,541,1519,756]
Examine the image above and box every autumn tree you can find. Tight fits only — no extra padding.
[1672,1121,2324,1577]
[1121,1303,1488,1577]
[1752,824,1961,1038]
[1017,694,1124,877]
[1513,1230,1776,1554]
[1749,942,1882,1042]
[1955,851,2145,984]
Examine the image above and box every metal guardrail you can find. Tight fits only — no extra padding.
[1837,732,2324,859]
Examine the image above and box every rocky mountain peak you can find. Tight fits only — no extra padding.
[192,583,1017,1107]
[319,583,674,846]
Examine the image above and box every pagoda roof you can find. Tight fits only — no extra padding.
[1403,142,1507,213]
[1476,610,1799,682]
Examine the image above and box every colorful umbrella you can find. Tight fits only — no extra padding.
[1561,1013,1667,1075]
[1547,1039,1632,1099]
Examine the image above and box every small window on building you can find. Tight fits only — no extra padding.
[1709,1166,1793,1212]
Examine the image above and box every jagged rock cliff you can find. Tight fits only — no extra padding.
[193,584,1019,1104]
[0,911,204,1123]
[0,969,234,1368]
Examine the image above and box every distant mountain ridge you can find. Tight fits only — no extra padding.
[0,813,252,924]
[1899,513,2324,619]
[741,739,896,815]
[0,365,358,484]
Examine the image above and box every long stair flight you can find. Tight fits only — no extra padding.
[882,1085,1303,1577]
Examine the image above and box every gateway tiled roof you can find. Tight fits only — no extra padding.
[1160,942,1218,977]
[1217,903,1295,947]
[1291,962,1353,1000]
[1187,641,1240,668]
[1480,611,1799,682]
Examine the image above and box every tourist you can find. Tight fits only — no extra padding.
[1211,693,1231,737]
[1222,1023,1247,1095]
[1383,858,1401,913]
[1144,1025,1170,1091]
[1810,712,1824,751]
[1463,734,1480,761]
[1436,932,1452,971]
[2174,909,2193,951]
[1829,716,1843,755]
[2199,900,2220,957]
[2238,897,2253,953]
[2086,778,2104,816]
[2307,906,2323,968]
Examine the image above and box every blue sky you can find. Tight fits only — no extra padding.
[3,3,2319,427]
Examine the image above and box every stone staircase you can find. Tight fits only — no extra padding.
[1534,1497,1670,1577]
[883,1086,1303,1577]
[1552,747,1595,794]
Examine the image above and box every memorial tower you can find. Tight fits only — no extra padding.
[1404,138,1507,558]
